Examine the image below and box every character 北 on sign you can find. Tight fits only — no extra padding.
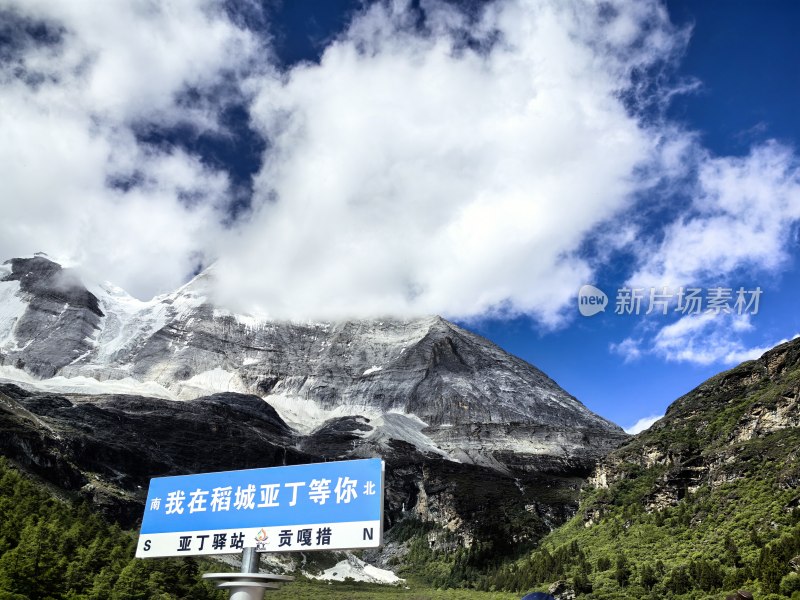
[136,458,384,558]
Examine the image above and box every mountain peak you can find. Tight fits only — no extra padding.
[0,255,625,471]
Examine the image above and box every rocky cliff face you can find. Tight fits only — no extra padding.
[0,382,580,557]
[0,257,103,378]
[585,336,800,516]
[0,255,625,475]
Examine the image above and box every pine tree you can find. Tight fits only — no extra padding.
[724,534,742,567]
[596,556,612,572]
[640,563,658,590]
[614,553,630,587]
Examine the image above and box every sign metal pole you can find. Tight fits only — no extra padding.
[204,542,295,598]
[217,547,263,600]
[242,547,259,574]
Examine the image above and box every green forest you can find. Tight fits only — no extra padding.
[477,475,800,598]
[0,457,227,600]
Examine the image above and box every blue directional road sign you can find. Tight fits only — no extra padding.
[136,458,384,558]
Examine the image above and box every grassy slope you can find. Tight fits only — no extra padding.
[271,579,520,599]
[534,455,800,598]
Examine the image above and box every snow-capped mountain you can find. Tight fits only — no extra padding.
[0,255,625,471]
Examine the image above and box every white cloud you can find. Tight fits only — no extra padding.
[1,0,799,330]
[625,414,662,435]
[612,312,800,366]
[629,143,800,289]
[211,0,686,321]
[0,0,259,297]
[609,337,643,363]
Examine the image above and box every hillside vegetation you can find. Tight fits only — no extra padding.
[476,339,800,598]
[0,457,225,600]
[2,337,800,598]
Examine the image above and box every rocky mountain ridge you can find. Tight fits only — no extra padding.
[586,336,800,515]
[0,255,625,474]
[0,381,583,567]
[476,337,800,598]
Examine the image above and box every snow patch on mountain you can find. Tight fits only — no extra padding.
[260,394,451,459]
[264,394,382,434]
[87,272,212,366]
[0,280,26,348]
[0,365,176,399]
[173,368,248,399]
[309,555,404,585]
[366,412,452,459]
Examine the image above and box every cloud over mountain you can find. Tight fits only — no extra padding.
[2,0,799,328]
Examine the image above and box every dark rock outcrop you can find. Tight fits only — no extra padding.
[1,257,103,377]
[0,384,585,554]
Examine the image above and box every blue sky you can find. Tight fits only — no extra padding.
[471,0,800,429]
[2,0,799,432]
